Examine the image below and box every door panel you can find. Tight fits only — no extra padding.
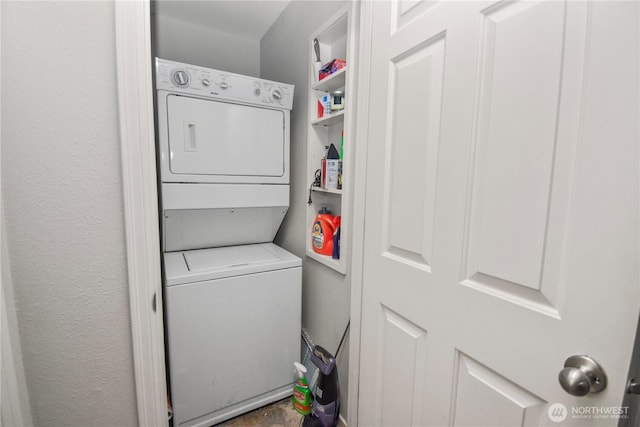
[463,0,589,315]
[357,1,639,425]
[470,1,563,291]
[377,307,428,426]
[384,34,444,270]
[452,352,546,426]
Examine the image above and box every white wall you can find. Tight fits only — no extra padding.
[152,13,260,77]
[260,0,351,418]
[1,2,138,426]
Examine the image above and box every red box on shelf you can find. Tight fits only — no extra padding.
[319,59,346,81]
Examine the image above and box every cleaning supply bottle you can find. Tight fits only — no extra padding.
[332,216,341,260]
[293,362,311,415]
[312,207,335,256]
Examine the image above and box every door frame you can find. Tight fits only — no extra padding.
[114,1,376,425]
[2,213,35,427]
[347,2,374,426]
[114,1,168,426]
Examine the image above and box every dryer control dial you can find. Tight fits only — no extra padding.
[252,82,262,97]
[270,87,283,102]
[172,70,190,87]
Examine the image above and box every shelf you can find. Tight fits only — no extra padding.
[306,250,346,274]
[312,67,347,92]
[311,110,345,126]
[311,187,342,195]
[305,4,354,276]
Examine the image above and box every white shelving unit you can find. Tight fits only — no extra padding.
[312,187,342,196]
[312,67,346,92]
[305,5,357,274]
[311,109,345,126]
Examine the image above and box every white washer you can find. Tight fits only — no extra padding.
[164,244,301,427]
[155,59,301,427]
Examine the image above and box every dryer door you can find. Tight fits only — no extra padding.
[166,94,286,181]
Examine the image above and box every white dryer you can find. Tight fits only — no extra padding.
[156,58,295,252]
[155,59,301,427]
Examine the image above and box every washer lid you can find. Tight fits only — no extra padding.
[164,243,301,286]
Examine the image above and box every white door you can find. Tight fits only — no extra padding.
[357,1,638,426]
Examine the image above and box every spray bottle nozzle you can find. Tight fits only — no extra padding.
[294,362,307,379]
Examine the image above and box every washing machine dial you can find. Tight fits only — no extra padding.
[172,70,190,87]
[201,78,211,87]
[220,81,229,90]
[252,83,262,97]
[270,87,283,102]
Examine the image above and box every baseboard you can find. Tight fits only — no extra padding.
[338,414,347,427]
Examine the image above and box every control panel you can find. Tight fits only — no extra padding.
[155,58,294,110]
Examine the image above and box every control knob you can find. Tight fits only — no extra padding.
[253,83,262,97]
[271,87,283,102]
[172,70,189,87]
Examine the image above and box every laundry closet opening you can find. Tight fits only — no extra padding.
[150,2,358,426]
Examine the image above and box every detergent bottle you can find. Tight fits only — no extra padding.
[293,362,312,415]
[312,208,336,256]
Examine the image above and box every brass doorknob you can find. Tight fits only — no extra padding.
[558,355,607,396]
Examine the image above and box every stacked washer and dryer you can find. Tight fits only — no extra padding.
[155,58,301,427]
